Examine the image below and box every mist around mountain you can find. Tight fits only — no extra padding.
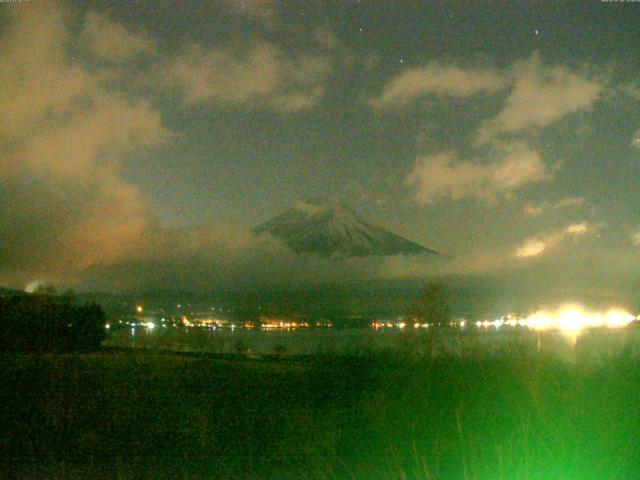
[6,198,636,315]
[254,199,439,258]
[4,266,639,324]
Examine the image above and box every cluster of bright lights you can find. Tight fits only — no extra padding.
[261,321,308,329]
[474,304,636,337]
[371,320,465,329]
[261,320,333,329]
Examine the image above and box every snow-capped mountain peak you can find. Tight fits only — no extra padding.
[254,199,439,258]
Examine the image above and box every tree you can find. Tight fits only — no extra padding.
[0,293,106,353]
[412,281,451,326]
[33,283,57,296]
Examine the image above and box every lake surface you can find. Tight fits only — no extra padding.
[105,323,640,362]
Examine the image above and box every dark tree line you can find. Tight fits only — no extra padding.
[411,281,451,326]
[0,294,106,353]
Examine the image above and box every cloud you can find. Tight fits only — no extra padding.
[80,223,441,291]
[406,142,554,204]
[81,11,156,62]
[523,196,587,216]
[370,62,508,108]
[555,196,587,209]
[515,222,594,259]
[0,4,89,140]
[0,2,167,288]
[516,239,550,259]
[0,1,429,292]
[478,53,602,142]
[266,87,326,113]
[564,223,589,235]
[523,204,544,216]
[0,2,419,292]
[392,54,598,206]
[165,42,331,111]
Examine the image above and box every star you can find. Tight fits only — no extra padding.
[534,29,540,35]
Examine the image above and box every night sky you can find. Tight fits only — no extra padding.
[2,0,640,299]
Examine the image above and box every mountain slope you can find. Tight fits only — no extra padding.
[254,199,439,257]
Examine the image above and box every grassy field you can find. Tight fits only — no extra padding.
[1,346,640,479]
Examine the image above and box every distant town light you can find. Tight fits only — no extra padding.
[470,304,636,339]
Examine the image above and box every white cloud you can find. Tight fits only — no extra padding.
[0,2,168,286]
[564,222,589,235]
[82,11,156,62]
[392,54,599,207]
[81,222,442,291]
[407,142,554,204]
[165,42,331,111]
[516,239,549,258]
[524,196,587,216]
[493,142,554,189]
[515,222,594,259]
[478,53,602,142]
[370,62,508,108]
[0,5,90,140]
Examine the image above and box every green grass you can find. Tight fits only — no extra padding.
[1,346,640,479]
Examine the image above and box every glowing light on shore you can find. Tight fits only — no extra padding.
[605,309,635,329]
[472,304,636,338]
[521,304,634,336]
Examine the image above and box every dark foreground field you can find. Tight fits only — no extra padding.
[2,348,640,479]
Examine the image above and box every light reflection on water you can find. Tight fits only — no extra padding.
[105,323,640,362]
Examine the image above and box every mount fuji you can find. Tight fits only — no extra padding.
[254,199,440,258]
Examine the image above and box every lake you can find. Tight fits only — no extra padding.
[104,322,640,363]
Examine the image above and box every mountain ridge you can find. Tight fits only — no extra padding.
[254,199,439,258]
